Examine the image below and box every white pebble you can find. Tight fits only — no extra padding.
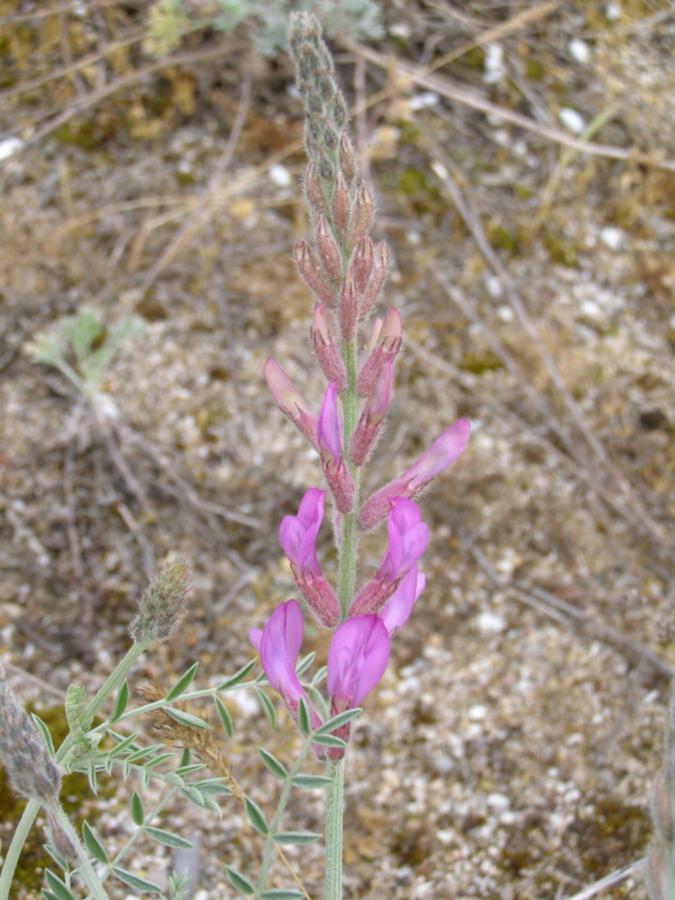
[600,226,624,250]
[559,108,586,134]
[0,136,23,161]
[606,2,621,21]
[484,44,505,85]
[269,164,291,187]
[476,611,506,634]
[468,704,487,721]
[409,92,439,111]
[569,39,590,64]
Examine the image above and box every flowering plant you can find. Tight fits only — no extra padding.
[0,14,469,899]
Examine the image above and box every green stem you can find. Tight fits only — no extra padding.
[48,803,109,900]
[255,741,313,897]
[0,640,148,896]
[337,333,360,619]
[0,799,40,900]
[325,758,345,900]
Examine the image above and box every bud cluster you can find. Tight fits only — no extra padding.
[256,15,470,758]
[0,665,62,803]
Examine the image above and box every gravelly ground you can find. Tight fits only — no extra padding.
[1,3,674,897]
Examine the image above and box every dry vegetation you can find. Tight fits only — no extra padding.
[1,1,674,897]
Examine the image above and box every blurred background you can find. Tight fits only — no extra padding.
[1,1,674,896]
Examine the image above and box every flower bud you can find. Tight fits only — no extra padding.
[339,134,356,182]
[357,307,402,398]
[303,162,327,216]
[130,558,191,644]
[350,360,393,466]
[294,239,334,305]
[348,236,374,296]
[358,241,389,320]
[316,216,342,283]
[353,183,374,237]
[311,304,347,392]
[338,274,358,342]
[332,171,350,237]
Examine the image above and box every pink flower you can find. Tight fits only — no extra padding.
[327,615,390,712]
[264,358,318,450]
[249,600,304,709]
[359,419,471,529]
[317,381,354,514]
[279,488,339,627]
[380,566,426,634]
[349,499,428,617]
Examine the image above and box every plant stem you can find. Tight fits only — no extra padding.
[337,332,360,619]
[0,799,40,900]
[325,758,345,900]
[48,803,109,900]
[255,741,312,897]
[0,640,149,896]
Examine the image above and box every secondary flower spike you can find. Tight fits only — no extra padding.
[264,358,318,450]
[317,381,354,513]
[359,418,471,529]
[349,498,429,616]
[279,488,339,627]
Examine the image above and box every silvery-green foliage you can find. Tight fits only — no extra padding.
[146,0,382,57]
[26,308,143,401]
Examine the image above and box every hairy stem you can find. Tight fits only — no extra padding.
[337,332,360,619]
[0,799,40,900]
[325,758,345,900]
[48,803,109,900]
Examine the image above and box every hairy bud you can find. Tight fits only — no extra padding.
[338,274,358,341]
[304,162,327,217]
[311,304,347,391]
[316,216,342,283]
[358,241,390,319]
[294,239,334,305]
[339,134,356,182]
[332,171,350,237]
[130,558,191,643]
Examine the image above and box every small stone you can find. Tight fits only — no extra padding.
[600,226,624,250]
[569,39,590,64]
[559,108,586,134]
[0,137,23,161]
[468,704,487,721]
[269,164,291,187]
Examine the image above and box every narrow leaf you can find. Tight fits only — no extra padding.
[213,695,234,737]
[145,826,193,849]
[295,651,315,676]
[255,688,276,729]
[174,763,206,777]
[217,658,257,691]
[131,791,144,825]
[82,821,108,864]
[86,762,98,794]
[243,796,268,835]
[192,777,232,796]
[291,774,332,788]
[107,733,140,758]
[31,714,55,754]
[111,866,162,892]
[259,891,304,899]
[311,665,328,685]
[165,708,212,730]
[166,662,199,701]
[110,680,130,723]
[297,697,311,736]
[315,707,362,735]
[311,733,348,750]
[44,871,75,900]
[258,747,287,779]
[272,831,321,845]
[226,866,255,895]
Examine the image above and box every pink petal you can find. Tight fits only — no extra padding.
[327,615,390,708]
[380,568,426,634]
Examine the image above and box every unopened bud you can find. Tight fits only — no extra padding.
[358,241,390,319]
[294,239,334,305]
[323,125,338,151]
[348,236,374,295]
[350,360,393,466]
[357,307,402,397]
[316,216,342,283]
[130,558,191,643]
[332,171,350,236]
[333,94,348,130]
[318,154,333,183]
[338,274,358,341]
[304,162,327,216]
[349,183,373,242]
[311,304,347,391]
[339,134,356,182]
